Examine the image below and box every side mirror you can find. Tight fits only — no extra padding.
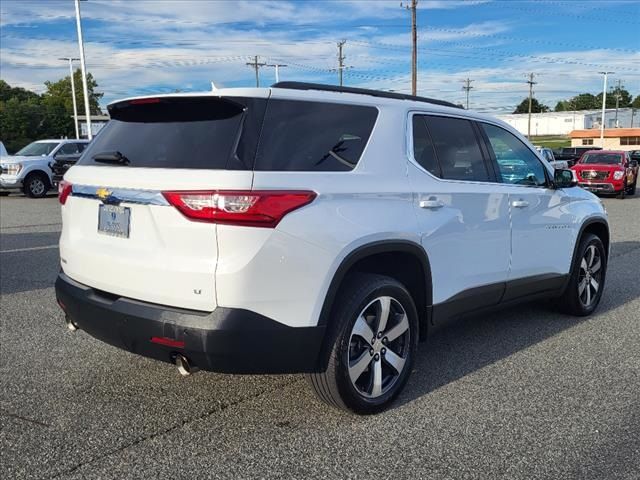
[554,169,578,188]
[631,160,638,168]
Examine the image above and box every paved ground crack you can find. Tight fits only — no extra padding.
[49,377,304,479]
[0,408,50,428]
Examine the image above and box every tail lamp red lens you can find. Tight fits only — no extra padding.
[59,180,72,205]
[162,190,316,227]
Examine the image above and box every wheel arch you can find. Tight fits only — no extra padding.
[561,217,610,296]
[578,217,610,259]
[23,168,52,184]
[315,240,433,369]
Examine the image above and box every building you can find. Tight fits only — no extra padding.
[496,108,637,136]
[569,128,640,151]
[76,115,110,138]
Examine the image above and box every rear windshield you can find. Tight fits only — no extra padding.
[255,100,378,171]
[79,97,265,170]
[580,153,622,165]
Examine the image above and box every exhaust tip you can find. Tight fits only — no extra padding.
[175,354,198,376]
[65,316,78,332]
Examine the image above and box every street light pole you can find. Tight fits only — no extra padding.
[74,0,92,140]
[60,57,80,139]
[598,71,614,148]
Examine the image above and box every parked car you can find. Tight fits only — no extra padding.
[629,150,640,162]
[535,146,568,169]
[55,83,609,414]
[0,141,8,157]
[571,150,637,198]
[555,146,602,167]
[0,139,89,197]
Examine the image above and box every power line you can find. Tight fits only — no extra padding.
[246,55,266,87]
[526,73,537,138]
[265,63,287,83]
[462,77,474,109]
[401,0,418,95]
[337,40,346,86]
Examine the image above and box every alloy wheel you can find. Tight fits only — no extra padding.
[347,296,410,399]
[578,245,602,307]
[30,179,45,196]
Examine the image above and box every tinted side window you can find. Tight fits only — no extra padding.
[57,143,82,155]
[423,116,489,182]
[255,100,378,171]
[482,123,548,187]
[411,115,440,177]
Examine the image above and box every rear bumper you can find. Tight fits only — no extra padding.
[55,272,326,374]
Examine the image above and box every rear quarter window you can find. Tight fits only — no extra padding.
[255,99,378,171]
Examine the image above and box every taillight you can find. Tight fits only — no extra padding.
[59,180,72,205]
[162,190,316,227]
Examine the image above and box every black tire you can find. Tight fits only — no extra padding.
[307,273,418,414]
[23,172,50,198]
[0,192,9,196]
[556,233,606,316]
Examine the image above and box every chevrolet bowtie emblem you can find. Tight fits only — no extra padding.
[96,187,112,201]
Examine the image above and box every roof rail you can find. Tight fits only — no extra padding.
[271,81,461,109]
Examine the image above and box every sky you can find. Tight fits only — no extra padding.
[1,0,639,113]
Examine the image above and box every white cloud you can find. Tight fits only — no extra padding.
[1,1,637,112]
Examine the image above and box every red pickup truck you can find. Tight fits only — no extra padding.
[571,150,638,199]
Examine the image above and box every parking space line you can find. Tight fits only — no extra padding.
[0,245,58,253]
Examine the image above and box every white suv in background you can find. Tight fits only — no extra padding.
[55,83,609,414]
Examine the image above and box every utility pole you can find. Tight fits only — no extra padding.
[74,0,92,140]
[246,56,266,87]
[337,40,346,86]
[613,79,623,127]
[401,0,418,96]
[462,78,474,109]
[598,71,614,147]
[59,57,80,139]
[526,73,537,138]
[265,63,287,83]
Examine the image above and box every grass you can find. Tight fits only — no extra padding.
[529,135,571,149]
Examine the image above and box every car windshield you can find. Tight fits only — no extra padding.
[580,153,622,165]
[15,142,59,156]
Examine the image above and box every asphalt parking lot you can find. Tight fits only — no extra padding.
[1,192,639,480]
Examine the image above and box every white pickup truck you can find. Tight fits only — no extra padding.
[0,139,88,198]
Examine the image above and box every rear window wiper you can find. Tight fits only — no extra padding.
[92,151,130,165]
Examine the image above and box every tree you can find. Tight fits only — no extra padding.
[595,87,632,109]
[513,98,549,114]
[0,72,103,153]
[632,95,640,109]
[41,69,103,139]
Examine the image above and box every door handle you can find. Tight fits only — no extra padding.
[419,198,444,210]
[511,199,529,208]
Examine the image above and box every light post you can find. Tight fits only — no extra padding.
[598,71,614,148]
[75,0,92,139]
[59,57,80,139]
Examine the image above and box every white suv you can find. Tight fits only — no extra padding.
[55,83,609,414]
